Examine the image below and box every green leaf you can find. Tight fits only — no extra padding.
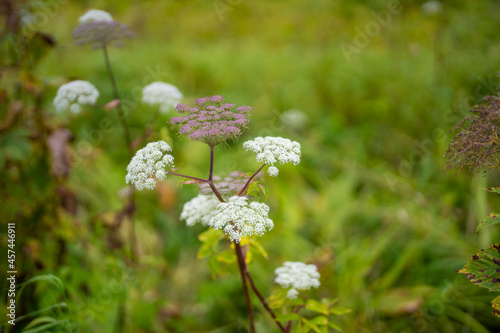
[207,256,221,279]
[197,229,224,259]
[267,289,288,309]
[476,211,500,232]
[328,321,343,331]
[309,315,328,326]
[480,186,500,194]
[302,318,321,333]
[198,228,224,245]
[492,295,500,318]
[306,299,329,315]
[249,239,269,259]
[458,244,500,291]
[275,313,301,322]
[216,249,236,264]
[330,307,352,315]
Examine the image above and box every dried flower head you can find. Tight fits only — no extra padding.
[170,95,252,147]
[125,141,174,190]
[142,82,183,113]
[53,80,99,113]
[180,194,220,227]
[78,9,113,23]
[445,94,500,173]
[73,11,134,49]
[274,261,321,299]
[198,171,262,195]
[243,136,301,176]
[208,196,273,243]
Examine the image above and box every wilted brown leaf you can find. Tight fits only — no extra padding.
[47,128,74,179]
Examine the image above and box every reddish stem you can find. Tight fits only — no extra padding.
[234,243,256,333]
[236,163,266,196]
[245,270,286,332]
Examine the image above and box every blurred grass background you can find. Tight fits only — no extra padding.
[3,0,500,332]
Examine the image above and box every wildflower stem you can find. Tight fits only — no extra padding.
[102,45,137,262]
[102,45,132,157]
[236,163,266,196]
[245,270,287,332]
[234,243,256,333]
[208,146,225,202]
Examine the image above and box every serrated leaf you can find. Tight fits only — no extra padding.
[268,289,287,309]
[197,243,213,259]
[216,249,236,264]
[330,307,351,315]
[306,299,329,315]
[458,244,500,291]
[302,318,321,333]
[198,228,223,244]
[492,295,500,318]
[476,211,500,232]
[275,313,301,322]
[249,239,269,259]
[480,186,500,194]
[197,229,223,259]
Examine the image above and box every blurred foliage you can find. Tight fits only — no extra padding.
[2,0,500,332]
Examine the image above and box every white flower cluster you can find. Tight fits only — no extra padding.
[53,80,99,113]
[181,194,220,226]
[125,141,174,190]
[421,1,442,15]
[243,136,301,177]
[208,196,273,243]
[142,82,183,113]
[78,9,113,23]
[274,261,320,299]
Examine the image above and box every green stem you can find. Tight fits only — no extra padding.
[102,45,137,263]
[102,45,132,158]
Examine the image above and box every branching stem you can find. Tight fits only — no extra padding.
[236,163,266,196]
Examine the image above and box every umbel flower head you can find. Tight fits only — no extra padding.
[445,93,500,173]
[274,261,321,299]
[125,141,174,190]
[53,80,99,113]
[180,194,220,227]
[243,136,301,176]
[142,82,183,113]
[208,196,273,243]
[73,9,134,49]
[170,95,252,147]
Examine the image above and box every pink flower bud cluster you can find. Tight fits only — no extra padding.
[170,95,252,147]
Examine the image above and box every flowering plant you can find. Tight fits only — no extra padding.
[446,88,500,318]
[126,95,349,332]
